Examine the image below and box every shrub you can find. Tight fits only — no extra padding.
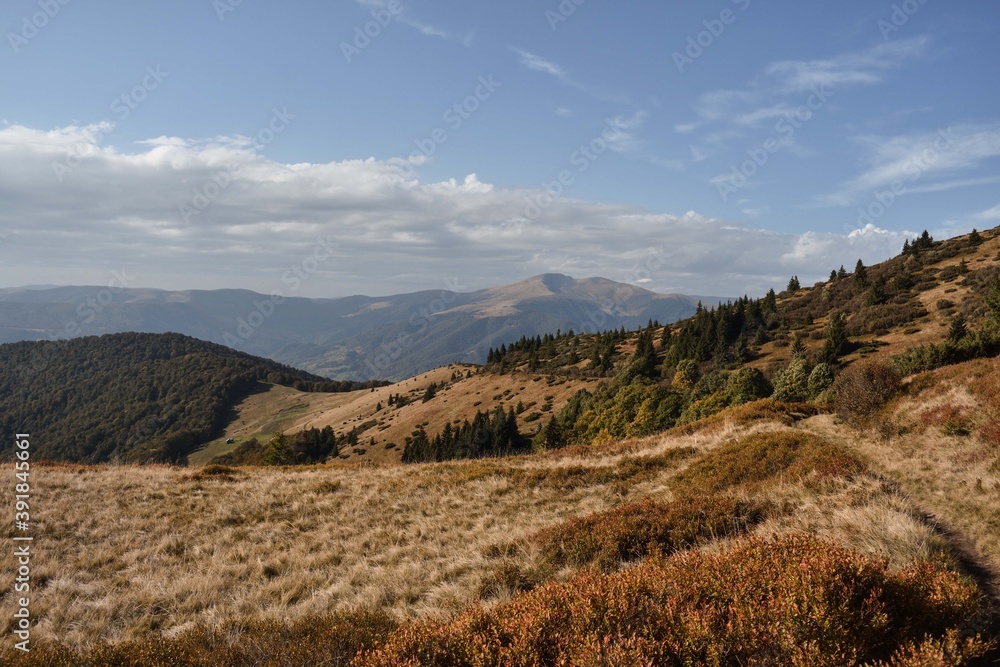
[667,399,821,436]
[807,362,835,398]
[726,367,772,405]
[920,404,972,437]
[361,535,988,666]
[675,391,730,426]
[772,358,810,402]
[531,495,770,572]
[833,358,902,425]
[12,612,397,667]
[673,431,866,496]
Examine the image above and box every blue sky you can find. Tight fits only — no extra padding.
[1,0,998,297]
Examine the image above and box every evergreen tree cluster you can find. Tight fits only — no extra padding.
[402,406,526,463]
[212,426,341,466]
[901,230,935,256]
[663,294,778,368]
[0,332,373,464]
[486,327,630,377]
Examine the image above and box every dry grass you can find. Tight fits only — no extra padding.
[0,442,696,647]
[3,360,997,659]
[190,364,600,465]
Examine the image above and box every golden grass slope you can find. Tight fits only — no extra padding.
[190,364,600,465]
[4,373,997,654]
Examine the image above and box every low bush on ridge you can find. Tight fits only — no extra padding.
[531,494,771,572]
[361,535,990,666]
[673,430,867,496]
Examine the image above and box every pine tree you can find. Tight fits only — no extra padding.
[541,416,563,450]
[829,269,838,282]
[838,265,848,279]
[853,259,869,288]
[947,314,968,344]
[969,228,984,247]
[791,335,806,359]
[821,312,849,363]
[902,239,911,255]
[763,289,777,312]
[985,276,1000,323]
[787,275,801,292]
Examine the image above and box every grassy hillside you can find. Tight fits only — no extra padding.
[0,332,383,464]
[3,359,998,661]
[3,228,999,664]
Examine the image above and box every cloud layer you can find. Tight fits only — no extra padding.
[0,123,916,298]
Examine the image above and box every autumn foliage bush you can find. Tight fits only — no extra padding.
[673,431,866,496]
[833,358,902,425]
[360,535,990,666]
[531,494,771,572]
[5,612,397,667]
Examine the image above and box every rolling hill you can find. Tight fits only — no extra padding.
[0,332,383,464]
[2,227,999,664]
[0,274,718,380]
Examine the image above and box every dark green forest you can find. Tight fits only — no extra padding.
[401,406,526,463]
[0,332,385,464]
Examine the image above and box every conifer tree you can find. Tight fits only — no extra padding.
[948,314,967,344]
[821,312,849,363]
[787,275,801,292]
[853,259,868,288]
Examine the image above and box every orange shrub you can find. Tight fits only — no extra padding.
[531,494,770,572]
[6,612,397,667]
[360,535,989,666]
[673,431,866,496]
[833,358,902,425]
[920,404,972,436]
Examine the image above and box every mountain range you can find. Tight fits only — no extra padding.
[0,273,717,380]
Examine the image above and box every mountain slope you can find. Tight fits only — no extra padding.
[0,332,381,464]
[0,274,717,380]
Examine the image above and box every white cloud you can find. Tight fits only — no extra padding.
[0,123,922,298]
[510,47,566,79]
[676,38,930,166]
[976,202,1000,221]
[509,47,628,104]
[820,123,1000,205]
[765,37,930,92]
[604,111,647,154]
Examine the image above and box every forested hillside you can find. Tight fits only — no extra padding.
[0,332,384,463]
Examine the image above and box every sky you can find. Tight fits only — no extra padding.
[1,0,999,298]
